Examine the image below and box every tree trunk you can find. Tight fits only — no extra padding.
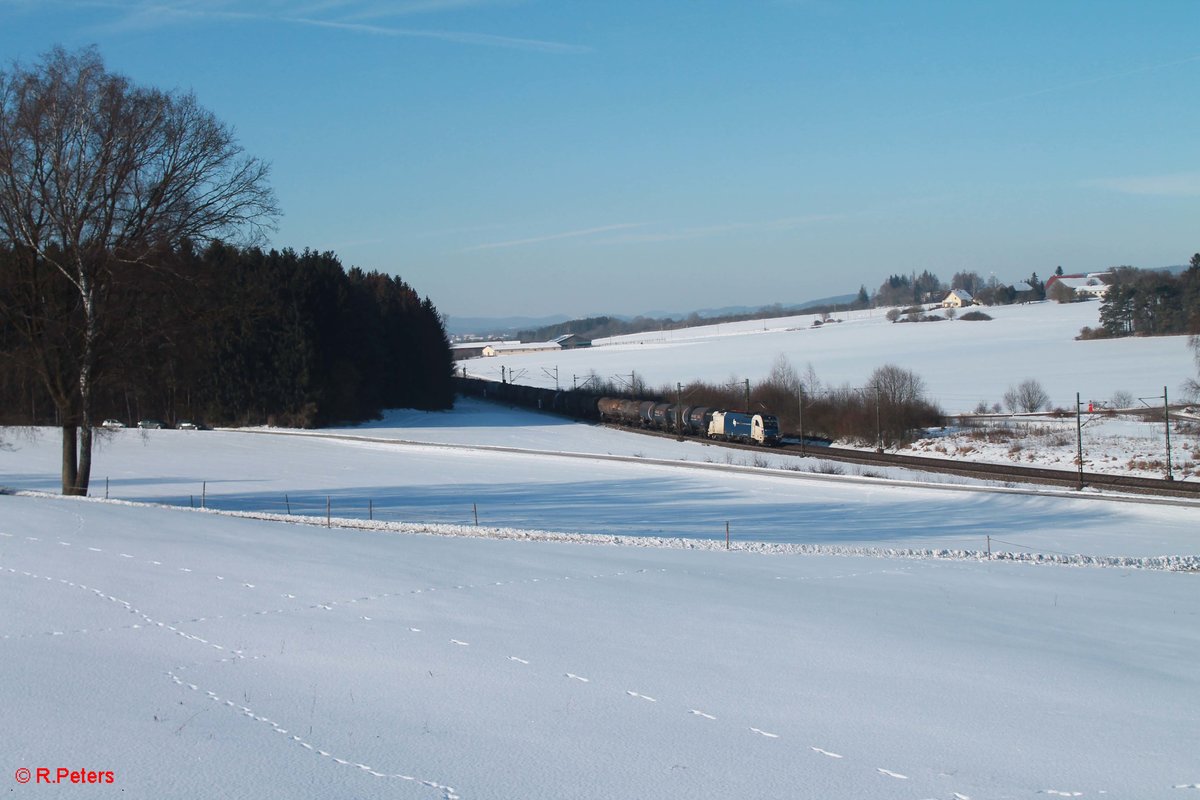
[71,271,97,497]
[61,425,80,495]
[75,423,93,496]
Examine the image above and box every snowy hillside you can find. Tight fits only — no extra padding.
[2,403,1198,798]
[4,400,1199,556]
[461,300,1194,414]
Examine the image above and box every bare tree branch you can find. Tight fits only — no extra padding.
[0,46,279,494]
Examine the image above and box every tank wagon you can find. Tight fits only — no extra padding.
[453,377,781,446]
[596,397,780,446]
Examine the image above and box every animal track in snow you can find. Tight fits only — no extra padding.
[810,747,843,759]
[167,670,458,798]
[7,532,977,799]
[12,559,455,795]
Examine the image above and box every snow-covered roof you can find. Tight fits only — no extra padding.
[944,289,973,301]
[485,341,562,353]
[1054,276,1106,290]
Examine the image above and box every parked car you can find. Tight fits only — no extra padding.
[101,419,126,429]
[177,421,199,430]
[137,420,165,429]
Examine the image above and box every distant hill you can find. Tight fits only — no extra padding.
[639,294,856,321]
[511,295,866,343]
[445,314,571,337]
[449,294,859,339]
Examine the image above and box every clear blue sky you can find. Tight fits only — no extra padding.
[2,1,1199,321]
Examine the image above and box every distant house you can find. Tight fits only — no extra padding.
[941,289,974,308]
[1045,273,1112,299]
[1010,280,1038,303]
[451,340,519,360]
[553,333,592,349]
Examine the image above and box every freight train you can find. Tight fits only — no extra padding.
[455,377,782,446]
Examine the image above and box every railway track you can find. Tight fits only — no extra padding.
[455,379,1197,500]
[614,425,1200,499]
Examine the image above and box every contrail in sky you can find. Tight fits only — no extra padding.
[463,223,651,252]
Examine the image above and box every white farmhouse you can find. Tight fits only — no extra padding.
[941,289,974,308]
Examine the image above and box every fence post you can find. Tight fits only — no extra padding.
[473,503,479,526]
[726,521,730,550]
[369,499,373,521]
[285,494,291,515]
[987,535,991,557]
[326,496,331,528]
[105,477,109,500]
[202,481,206,509]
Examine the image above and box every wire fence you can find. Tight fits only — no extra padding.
[121,480,1064,557]
[169,484,485,529]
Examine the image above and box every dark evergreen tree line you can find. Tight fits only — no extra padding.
[1086,258,1200,339]
[0,242,454,428]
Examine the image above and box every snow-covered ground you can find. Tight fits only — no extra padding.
[4,400,1200,557]
[2,402,1198,798]
[462,300,1195,415]
[908,414,1200,481]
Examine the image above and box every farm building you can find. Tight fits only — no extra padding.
[482,341,563,357]
[1045,273,1113,299]
[941,289,975,308]
[553,334,592,349]
[451,340,519,360]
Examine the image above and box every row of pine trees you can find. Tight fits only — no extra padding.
[0,242,455,428]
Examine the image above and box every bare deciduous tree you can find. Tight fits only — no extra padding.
[867,364,926,407]
[1003,379,1050,413]
[1187,335,1200,401]
[0,46,278,494]
[1110,390,1135,409]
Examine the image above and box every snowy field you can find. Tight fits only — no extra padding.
[4,399,1200,557]
[462,300,1196,415]
[2,402,1199,798]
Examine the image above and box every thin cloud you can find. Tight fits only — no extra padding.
[43,0,589,54]
[463,223,651,252]
[291,16,590,54]
[1085,172,1200,197]
[602,214,841,245]
[344,0,516,20]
